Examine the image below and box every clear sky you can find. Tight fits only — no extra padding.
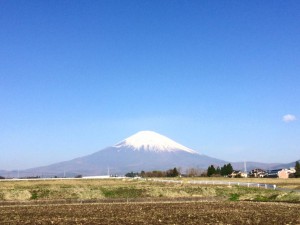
[1,1,299,170]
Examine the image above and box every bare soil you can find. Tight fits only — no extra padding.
[0,200,299,225]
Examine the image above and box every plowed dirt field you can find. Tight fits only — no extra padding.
[1,200,299,225]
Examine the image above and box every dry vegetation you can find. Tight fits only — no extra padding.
[0,178,300,202]
[0,178,300,224]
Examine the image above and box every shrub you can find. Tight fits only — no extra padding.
[229,193,240,201]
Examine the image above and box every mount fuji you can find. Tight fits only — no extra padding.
[114,131,197,154]
[18,131,227,177]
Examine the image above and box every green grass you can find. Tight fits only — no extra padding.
[229,193,240,201]
[29,189,51,200]
[30,190,38,200]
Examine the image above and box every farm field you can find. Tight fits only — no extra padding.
[1,178,300,202]
[0,200,299,224]
[0,178,300,224]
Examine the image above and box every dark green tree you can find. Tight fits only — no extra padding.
[125,172,139,177]
[295,161,300,178]
[220,163,234,176]
[227,163,233,175]
[166,168,179,177]
[173,167,179,177]
[220,165,227,176]
[220,164,227,176]
[207,165,216,177]
[216,166,221,174]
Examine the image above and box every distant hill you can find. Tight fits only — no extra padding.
[8,131,227,177]
[0,170,8,176]
[231,160,300,171]
[269,160,300,170]
[231,162,282,171]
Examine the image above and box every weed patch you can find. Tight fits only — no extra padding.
[229,193,240,201]
[30,189,50,200]
[30,191,38,200]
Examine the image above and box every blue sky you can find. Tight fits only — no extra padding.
[1,1,299,170]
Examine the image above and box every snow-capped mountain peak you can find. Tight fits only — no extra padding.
[114,131,198,154]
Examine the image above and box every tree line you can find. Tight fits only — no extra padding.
[125,164,234,178]
[207,163,233,177]
[125,168,179,178]
[126,161,300,178]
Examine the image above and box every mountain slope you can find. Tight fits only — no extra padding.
[0,131,298,177]
[269,159,300,170]
[231,162,282,171]
[21,131,226,177]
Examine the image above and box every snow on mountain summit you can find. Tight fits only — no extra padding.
[114,131,198,154]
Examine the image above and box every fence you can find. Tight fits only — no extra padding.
[187,180,277,190]
[148,179,277,190]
